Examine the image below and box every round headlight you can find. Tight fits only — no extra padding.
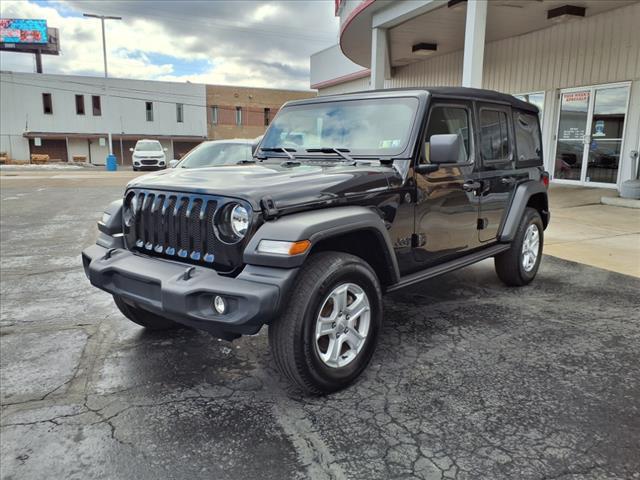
[230,204,249,238]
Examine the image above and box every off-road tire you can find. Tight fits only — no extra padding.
[494,207,544,286]
[269,251,383,395]
[113,295,183,330]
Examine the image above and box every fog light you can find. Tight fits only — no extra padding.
[213,295,227,315]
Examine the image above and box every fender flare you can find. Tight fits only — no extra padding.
[244,206,400,282]
[498,181,548,242]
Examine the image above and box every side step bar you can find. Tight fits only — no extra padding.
[386,243,510,292]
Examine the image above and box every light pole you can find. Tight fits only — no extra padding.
[83,13,122,157]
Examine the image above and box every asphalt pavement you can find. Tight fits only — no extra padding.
[1,174,639,480]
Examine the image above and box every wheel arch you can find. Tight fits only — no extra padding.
[498,181,549,242]
[243,206,400,286]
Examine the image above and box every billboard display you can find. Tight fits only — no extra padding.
[0,18,48,44]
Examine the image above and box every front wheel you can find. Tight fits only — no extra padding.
[494,207,544,286]
[269,251,383,395]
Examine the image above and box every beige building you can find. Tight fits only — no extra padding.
[311,0,640,193]
[206,85,316,141]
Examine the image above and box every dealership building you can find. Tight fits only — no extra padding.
[0,71,314,165]
[311,0,640,191]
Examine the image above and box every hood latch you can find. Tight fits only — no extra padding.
[260,196,279,220]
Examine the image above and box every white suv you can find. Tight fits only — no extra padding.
[130,139,167,171]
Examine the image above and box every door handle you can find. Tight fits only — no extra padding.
[501,177,516,185]
[462,181,481,192]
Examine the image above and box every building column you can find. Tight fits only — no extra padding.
[371,27,390,90]
[462,0,488,88]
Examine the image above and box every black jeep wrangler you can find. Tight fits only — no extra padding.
[83,87,549,394]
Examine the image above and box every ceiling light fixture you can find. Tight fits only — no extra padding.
[447,0,467,8]
[412,43,438,56]
[547,4,586,22]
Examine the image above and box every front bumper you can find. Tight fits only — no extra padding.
[82,244,298,338]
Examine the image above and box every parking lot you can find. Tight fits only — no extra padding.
[1,171,639,480]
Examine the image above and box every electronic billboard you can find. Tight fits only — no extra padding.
[0,18,48,44]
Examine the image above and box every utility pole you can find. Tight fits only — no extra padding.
[83,13,122,156]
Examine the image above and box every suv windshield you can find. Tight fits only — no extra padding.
[261,97,419,157]
[178,142,251,169]
[135,141,162,152]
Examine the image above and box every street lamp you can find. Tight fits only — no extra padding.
[83,13,122,159]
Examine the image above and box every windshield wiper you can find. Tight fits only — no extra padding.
[258,147,296,160]
[305,147,355,163]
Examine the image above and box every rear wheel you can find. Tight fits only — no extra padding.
[269,251,382,395]
[494,207,544,286]
[113,295,183,330]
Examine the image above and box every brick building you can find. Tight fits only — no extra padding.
[206,85,316,140]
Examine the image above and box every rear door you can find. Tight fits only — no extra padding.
[475,103,525,242]
[412,100,482,269]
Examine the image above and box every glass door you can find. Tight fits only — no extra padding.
[554,84,630,186]
[554,90,591,182]
[586,86,629,184]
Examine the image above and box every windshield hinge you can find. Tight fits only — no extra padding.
[260,196,279,220]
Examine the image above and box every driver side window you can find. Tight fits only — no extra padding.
[423,106,470,164]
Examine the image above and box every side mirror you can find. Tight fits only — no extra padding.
[251,135,263,155]
[169,159,179,168]
[163,147,168,152]
[129,147,134,152]
[430,134,462,164]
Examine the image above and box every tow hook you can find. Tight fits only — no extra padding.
[183,266,196,280]
[102,248,118,260]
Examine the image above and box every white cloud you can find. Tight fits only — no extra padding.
[0,0,339,89]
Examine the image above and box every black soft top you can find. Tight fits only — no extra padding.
[294,86,539,114]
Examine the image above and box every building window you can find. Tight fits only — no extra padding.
[42,93,53,114]
[146,101,154,122]
[479,109,511,162]
[236,106,243,126]
[176,103,184,123]
[264,108,271,126]
[75,94,85,115]
[211,105,218,125]
[92,95,101,116]
[514,92,544,121]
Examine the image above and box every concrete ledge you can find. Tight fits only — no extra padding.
[601,196,640,209]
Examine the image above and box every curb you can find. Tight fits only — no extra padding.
[601,196,640,209]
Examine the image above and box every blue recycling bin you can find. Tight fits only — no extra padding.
[106,154,118,171]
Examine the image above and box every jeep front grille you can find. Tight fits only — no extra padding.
[122,189,250,272]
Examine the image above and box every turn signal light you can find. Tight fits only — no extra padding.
[257,239,311,256]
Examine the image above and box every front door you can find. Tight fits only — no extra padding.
[412,101,481,270]
[553,84,630,187]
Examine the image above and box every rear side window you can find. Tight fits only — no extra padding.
[513,110,542,164]
[423,106,470,164]
[479,109,510,162]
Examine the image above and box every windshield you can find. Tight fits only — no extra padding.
[261,97,419,157]
[179,142,251,169]
[135,141,162,152]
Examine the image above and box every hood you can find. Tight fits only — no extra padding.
[127,162,396,212]
[133,151,165,158]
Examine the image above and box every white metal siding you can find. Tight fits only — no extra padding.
[384,3,640,92]
[318,76,371,96]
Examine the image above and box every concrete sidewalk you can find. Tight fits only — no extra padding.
[545,185,640,277]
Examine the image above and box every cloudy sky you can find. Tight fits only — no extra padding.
[0,0,339,89]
